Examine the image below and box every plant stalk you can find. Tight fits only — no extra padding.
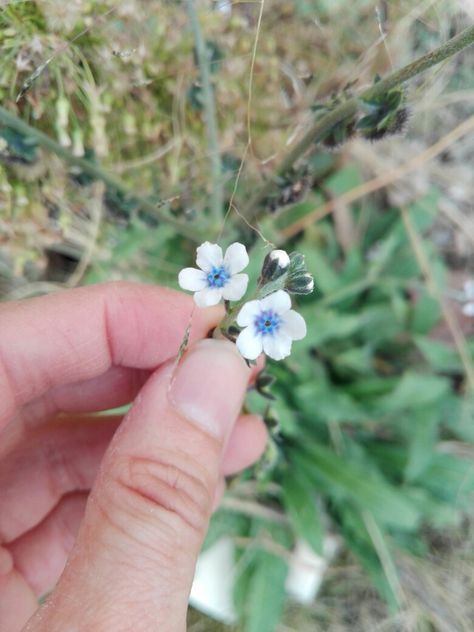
[185,0,223,227]
[0,105,204,243]
[242,23,474,223]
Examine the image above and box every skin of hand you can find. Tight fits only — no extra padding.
[0,282,267,632]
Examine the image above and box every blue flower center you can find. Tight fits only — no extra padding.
[207,265,230,288]
[254,310,280,336]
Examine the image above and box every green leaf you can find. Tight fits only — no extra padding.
[356,113,379,129]
[414,336,462,373]
[375,372,450,412]
[404,407,441,481]
[325,163,363,195]
[424,453,474,505]
[358,304,404,342]
[300,307,362,346]
[292,445,421,530]
[274,193,325,230]
[409,292,441,334]
[234,522,291,632]
[202,509,249,552]
[282,471,324,554]
[337,505,401,611]
[297,247,341,293]
[333,345,373,375]
[244,551,288,632]
[295,381,367,423]
[404,488,461,528]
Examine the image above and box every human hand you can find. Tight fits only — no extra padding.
[0,282,267,631]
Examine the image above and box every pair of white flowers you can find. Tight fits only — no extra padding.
[178,242,307,361]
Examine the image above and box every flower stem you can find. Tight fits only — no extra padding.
[242,23,474,223]
[185,0,223,227]
[0,104,204,243]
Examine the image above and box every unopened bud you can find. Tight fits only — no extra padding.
[286,272,314,295]
[260,249,291,284]
[285,253,314,295]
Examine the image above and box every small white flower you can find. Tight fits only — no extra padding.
[178,241,249,307]
[462,302,474,318]
[236,290,306,361]
[464,280,474,302]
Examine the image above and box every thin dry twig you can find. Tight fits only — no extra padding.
[400,205,474,391]
[220,495,289,525]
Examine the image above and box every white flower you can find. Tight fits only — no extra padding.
[236,290,306,361]
[178,241,249,307]
[464,280,474,302]
[462,302,474,318]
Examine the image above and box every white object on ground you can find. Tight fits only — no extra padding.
[189,537,237,624]
[189,535,339,623]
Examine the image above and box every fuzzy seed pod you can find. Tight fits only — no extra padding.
[359,107,411,141]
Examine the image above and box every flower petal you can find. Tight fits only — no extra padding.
[222,273,248,302]
[178,267,208,292]
[236,326,263,360]
[224,242,249,274]
[194,287,223,307]
[260,289,291,314]
[281,310,307,340]
[237,299,261,327]
[196,242,223,272]
[262,333,292,361]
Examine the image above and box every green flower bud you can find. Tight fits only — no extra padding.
[285,252,314,295]
[286,272,314,295]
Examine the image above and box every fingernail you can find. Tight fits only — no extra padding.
[169,339,249,440]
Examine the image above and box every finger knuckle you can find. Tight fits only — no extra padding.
[101,452,213,550]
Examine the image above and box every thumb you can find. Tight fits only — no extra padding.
[26,339,251,632]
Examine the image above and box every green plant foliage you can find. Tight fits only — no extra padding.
[233,521,291,632]
[2,2,474,631]
[247,202,474,612]
[281,470,324,554]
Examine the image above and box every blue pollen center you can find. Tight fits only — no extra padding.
[207,265,230,288]
[254,310,280,336]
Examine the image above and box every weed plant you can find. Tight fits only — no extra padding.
[1,1,474,630]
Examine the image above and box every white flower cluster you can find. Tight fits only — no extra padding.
[178,242,307,361]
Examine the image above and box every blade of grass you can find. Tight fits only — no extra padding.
[185,0,223,227]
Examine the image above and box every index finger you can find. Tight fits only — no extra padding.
[0,282,221,428]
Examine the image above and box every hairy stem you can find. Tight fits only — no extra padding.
[0,105,204,243]
[242,23,474,223]
[185,0,223,227]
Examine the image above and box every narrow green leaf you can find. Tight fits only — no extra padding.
[282,472,324,554]
[245,551,288,632]
[376,372,449,412]
[415,336,463,373]
[292,445,421,530]
[404,407,441,481]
